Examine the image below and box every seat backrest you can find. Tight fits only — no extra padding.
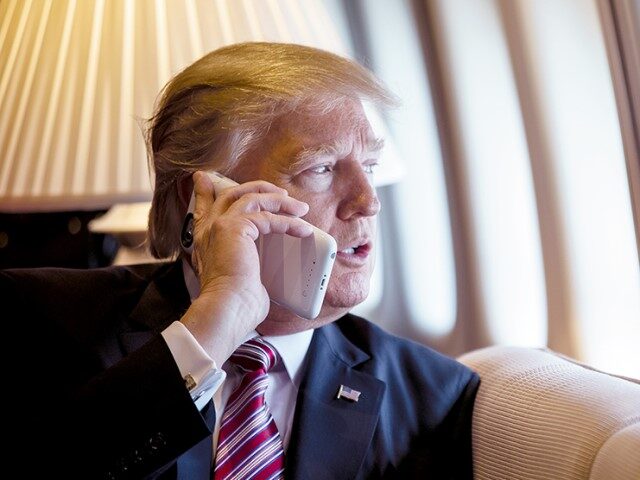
[458,346,640,480]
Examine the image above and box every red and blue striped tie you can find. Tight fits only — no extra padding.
[214,338,285,480]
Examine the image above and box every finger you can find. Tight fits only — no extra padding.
[223,180,288,198]
[212,180,289,212]
[226,192,309,217]
[242,212,314,238]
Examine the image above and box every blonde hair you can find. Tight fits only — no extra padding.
[146,42,396,259]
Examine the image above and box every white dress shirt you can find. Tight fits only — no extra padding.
[160,259,313,453]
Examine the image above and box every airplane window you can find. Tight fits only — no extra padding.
[432,0,547,346]
[513,0,640,378]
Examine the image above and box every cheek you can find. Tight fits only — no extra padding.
[296,195,336,230]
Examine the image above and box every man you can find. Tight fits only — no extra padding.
[2,42,478,479]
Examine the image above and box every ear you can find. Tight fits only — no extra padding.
[177,173,194,215]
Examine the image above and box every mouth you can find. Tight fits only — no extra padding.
[336,241,372,260]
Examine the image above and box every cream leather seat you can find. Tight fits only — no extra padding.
[459,346,640,480]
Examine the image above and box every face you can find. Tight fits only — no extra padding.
[234,99,382,325]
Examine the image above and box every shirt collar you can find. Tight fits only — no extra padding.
[182,258,314,386]
[262,330,313,387]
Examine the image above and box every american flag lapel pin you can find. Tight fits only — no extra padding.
[336,384,361,402]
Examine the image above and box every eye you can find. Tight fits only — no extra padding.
[309,164,333,174]
[363,162,379,174]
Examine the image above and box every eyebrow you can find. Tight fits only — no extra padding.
[288,136,386,171]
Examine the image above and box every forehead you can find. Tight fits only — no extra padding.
[279,100,371,137]
[267,101,377,164]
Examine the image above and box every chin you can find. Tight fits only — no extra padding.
[324,272,370,309]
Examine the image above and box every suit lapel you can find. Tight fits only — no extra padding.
[119,261,191,354]
[287,321,385,480]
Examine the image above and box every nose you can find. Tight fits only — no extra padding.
[337,166,381,220]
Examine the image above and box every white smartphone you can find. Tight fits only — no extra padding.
[181,171,337,319]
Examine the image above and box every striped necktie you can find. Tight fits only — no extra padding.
[214,338,285,480]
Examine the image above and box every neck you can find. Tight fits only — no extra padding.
[256,302,349,336]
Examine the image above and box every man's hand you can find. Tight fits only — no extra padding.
[179,171,312,366]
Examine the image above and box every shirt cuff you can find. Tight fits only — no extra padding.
[161,321,225,410]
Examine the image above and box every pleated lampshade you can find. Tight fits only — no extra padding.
[0,0,403,219]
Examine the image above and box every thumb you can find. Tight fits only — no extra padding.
[192,171,215,218]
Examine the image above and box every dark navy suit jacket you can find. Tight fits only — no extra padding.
[1,261,479,479]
